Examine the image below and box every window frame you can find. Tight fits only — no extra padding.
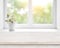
[4,0,56,29]
[0,0,60,44]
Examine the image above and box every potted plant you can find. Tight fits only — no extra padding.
[5,14,15,31]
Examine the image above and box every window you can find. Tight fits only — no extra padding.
[4,0,56,29]
[0,0,60,44]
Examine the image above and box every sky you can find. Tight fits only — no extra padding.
[32,0,53,6]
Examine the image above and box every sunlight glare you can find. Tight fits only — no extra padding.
[32,0,53,6]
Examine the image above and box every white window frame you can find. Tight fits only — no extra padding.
[0,0,60,44]
[4,0,56,29]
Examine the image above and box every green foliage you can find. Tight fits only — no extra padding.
[7,0,52,24]
[7,0,27,24]
[14,0,27,9]
[13,10,27,23]
[33,4,52,24]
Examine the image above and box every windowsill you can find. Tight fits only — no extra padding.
[0,29,60,44]
[2,29,57,32]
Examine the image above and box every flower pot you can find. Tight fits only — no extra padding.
[9,22,14,31]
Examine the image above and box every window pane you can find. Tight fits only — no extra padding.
[32,0,53,24]
[6,0,28,24]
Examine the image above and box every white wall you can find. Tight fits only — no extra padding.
[0,45,60,48]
